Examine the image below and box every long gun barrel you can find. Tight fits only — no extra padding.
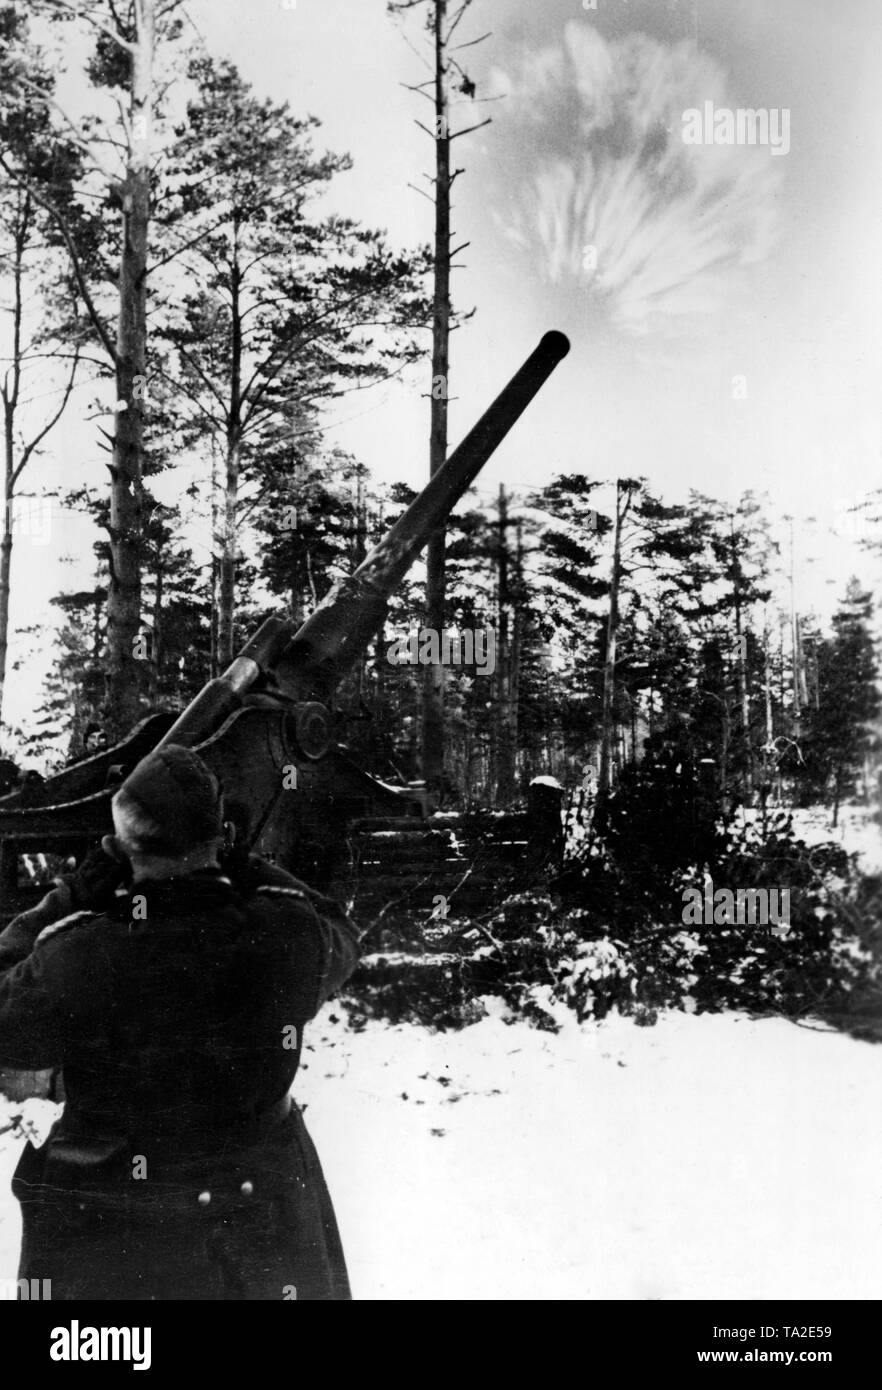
[0,330,570,910]
[157,330,570,749]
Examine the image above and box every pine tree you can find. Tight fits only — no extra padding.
[162,57,429,671]
[389,0,491,802]
[3,0,190,733]
[802,579,880,822]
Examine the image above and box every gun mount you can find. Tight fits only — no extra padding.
[0,331,570,918]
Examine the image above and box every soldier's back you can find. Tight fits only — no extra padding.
[11,866,355,1300]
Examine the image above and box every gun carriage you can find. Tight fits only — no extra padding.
[0,333,570,921]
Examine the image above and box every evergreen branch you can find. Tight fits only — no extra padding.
[0,153,117,364]
[11,76,117,181]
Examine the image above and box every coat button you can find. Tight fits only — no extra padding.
[198,1190,211,1205]
[241,1181,254,1196]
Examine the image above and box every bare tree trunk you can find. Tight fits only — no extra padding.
[217,439,239,668]
[354,466,367,702]
[422,0,451,803]
[0,451,13,735]
[510,518,523,789]
[720,695,731,809]
[762,615,774,804]
[0,205,25,734]
[787,518,802,738]
[764,622,774,746]
[394,0,489,800]
[796,615,808,709]
[150,555,163,703]
[92,591,104,665]
[106,1,156,734]
[495,484,516,803]
[728,518,753,800]
[734,608,752,798]
[599,480,629,793]
[209,440,220,678]
[791,611,805,735]
[217,240,242,669]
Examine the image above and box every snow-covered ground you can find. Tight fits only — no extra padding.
[734,802,881,877]
[790,803,882,876]
[1,1004,880,1300]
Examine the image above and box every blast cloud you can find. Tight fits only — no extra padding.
[495,24,782,336]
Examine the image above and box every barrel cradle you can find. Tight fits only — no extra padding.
[0,332,571,918]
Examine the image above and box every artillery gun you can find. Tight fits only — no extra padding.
[0,332,570,922]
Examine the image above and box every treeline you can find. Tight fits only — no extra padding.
[22,461,882,823]
[0,3,878,822]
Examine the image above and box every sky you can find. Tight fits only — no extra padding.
[3,0,881,738]
[185,0,882,522]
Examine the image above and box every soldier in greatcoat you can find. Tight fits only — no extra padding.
[0,743,360,1300]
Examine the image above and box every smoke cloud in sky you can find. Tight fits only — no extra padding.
[494,22,782,336]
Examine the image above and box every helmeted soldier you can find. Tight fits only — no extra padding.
[0,743,360,1301]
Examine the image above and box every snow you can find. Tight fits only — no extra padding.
[359,951,460,967]
[298,1005,882,1300]
[733,803,881,876]
[1,1005,880,1300]
[792,804,882,876]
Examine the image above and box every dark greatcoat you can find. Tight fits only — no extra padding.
[0,860,360,1300]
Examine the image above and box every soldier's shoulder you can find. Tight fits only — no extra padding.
[253,883,311,905]
[249,882,323,932]
[35,908,104,947]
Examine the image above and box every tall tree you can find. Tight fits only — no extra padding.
[0,186,80,732]
[802,580,880,823]
[22,579,108,766]
[1,0,187,734]
[692,492,774,799]
[0,7,87,730]
[390,0,491,801]
[163,57,429,668]
[599,479,634,793]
